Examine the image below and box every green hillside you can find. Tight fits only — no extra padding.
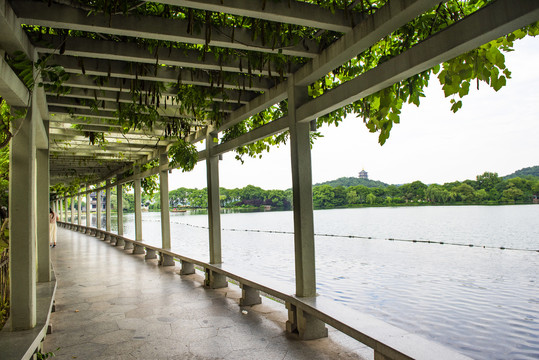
[504,166,539,179]
[314,177,388,188]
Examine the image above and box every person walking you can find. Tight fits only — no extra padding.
[49,208,57,247]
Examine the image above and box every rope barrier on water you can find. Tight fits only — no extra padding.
[167,220,539,253]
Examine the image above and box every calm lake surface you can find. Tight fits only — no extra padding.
[82,205,539,359]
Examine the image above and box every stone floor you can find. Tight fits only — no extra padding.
[43,228,371,360]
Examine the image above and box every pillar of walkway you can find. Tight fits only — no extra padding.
[9,96,37,330]
[86,186,91,228]
[105,180,111,233]
[58,199,61,221]
[116,183,123,236]
[36,129,50,283]
[286,79,327,339]
[64,198,68,223]
[134,167,142,241]
[205,134,227,288]
[77,193,82,225]
[70,195,75,224]
[96,189,102,230]
[159,153,171,249]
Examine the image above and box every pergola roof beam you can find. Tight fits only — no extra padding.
[47,98,234,118]
[0,0,33,57]
[49,72,274,93]
[297,0,539,123]
[47,81,256,105]
[15,1,319,58]
[153,0,361,33]
[0,57,30,107]
[217,81,288,132]
[36,36,293,77]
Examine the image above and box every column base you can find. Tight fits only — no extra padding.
[239,284,262,306]
[204,269,228,289]
[179,260,195,275]
[132,244,145,254]
[159,253,175,266]
[145,249,157,260]
[286,302,328,340]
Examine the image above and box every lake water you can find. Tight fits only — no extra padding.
[76,205,539,359]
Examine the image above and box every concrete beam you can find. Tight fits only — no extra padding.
[213,116,288,156]
[52,70,274,93]
[0,0,33,57]
[152,0,360,33]
[47,84,255,106]
[15,1,318,58]
[297,0,539,123]
[37,37,291,77]
[218,81,288,132]
[0,57,30,107]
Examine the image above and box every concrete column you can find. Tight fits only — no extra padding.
[134,167,142,241]
[70,196,75,224]
[105,180,111,233]
[86,186,91,228]
[205,134,227,289]
[9,99,37,330]
[64,198,68,223]
[286,79,327,339]
[77,193,82,225]
[36,144,50,283]
[96,189,102,230]
[58,199,62,221]
[159,153,171,249]
[116,183,123,236]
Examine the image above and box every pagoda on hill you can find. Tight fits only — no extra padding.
[359,169,368,180]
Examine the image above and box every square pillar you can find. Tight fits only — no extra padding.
[159,153,171,249]
[36,144,50,283]
[58,198,62,221]
[287,79,327,338]
[117,183,123,236]
[205,134,227,289]
[134,167,142,241]
[105,180,111,233]
[288,81,317,298]
[86,186,91,228]
[64,198,68,223]
[96,189,102,230]
[77,193,82,225]
[9,100,37,330]
[70,196,75,224]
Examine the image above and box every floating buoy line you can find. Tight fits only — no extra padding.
[166,220,539,253]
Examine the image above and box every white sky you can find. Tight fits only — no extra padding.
[169,36,539,190]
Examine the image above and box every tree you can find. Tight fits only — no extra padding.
[313,185,335,209]
[454,183,476,202]
[476,172,502,191]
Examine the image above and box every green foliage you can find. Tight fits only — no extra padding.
[504,165,539,179]
[310,168,539,209]
[168,139,198,172]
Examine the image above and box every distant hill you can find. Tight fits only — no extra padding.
[314,177,388,188]
[504,165,539,179]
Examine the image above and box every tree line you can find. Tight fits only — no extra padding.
[117,171,538,212]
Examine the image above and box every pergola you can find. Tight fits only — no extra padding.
[1,0,538,356]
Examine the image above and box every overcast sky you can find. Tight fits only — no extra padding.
[169,36,539,191]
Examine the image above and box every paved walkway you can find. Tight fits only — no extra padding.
[44,228,371,360]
